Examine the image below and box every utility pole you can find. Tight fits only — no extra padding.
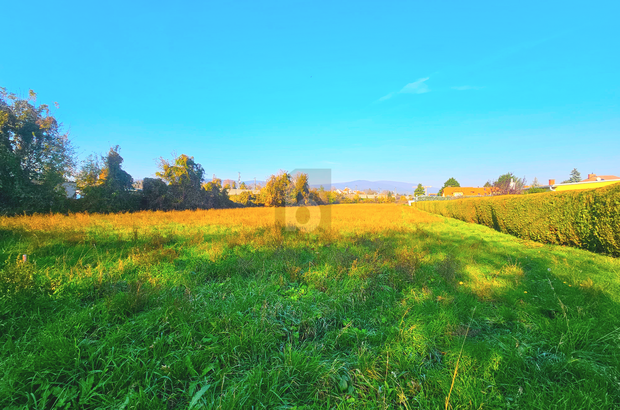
[254,177,257,190]
[423,185,432,196]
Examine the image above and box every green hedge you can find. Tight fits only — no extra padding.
[416,184,620,256]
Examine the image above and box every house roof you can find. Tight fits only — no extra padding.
[581,174,620,182]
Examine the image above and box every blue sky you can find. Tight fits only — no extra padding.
[2,0,619,190]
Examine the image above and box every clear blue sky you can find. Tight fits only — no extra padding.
[2,0,619,189]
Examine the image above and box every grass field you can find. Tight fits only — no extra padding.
[1,204,619,409]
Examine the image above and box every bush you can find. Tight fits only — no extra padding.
[416,184,620,256]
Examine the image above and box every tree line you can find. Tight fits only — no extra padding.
[2,88,405,215]
[1,88,326,214]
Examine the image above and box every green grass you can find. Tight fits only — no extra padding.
[1,206,619,409]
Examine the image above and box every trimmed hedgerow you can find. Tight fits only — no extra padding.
[416,183,620,256]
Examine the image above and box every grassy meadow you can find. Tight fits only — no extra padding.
[1,204,619,409]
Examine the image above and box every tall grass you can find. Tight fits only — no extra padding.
[1,205,619,409]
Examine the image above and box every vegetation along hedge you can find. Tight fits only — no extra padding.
[416,183,620,256]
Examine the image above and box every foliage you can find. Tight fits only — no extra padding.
[141,178,170,210]
[1,205,619,408]
[414,183,425,197]
[239,181,248,189]
[260,171,290,206]
[563,168,582,184]
[74,153,103,190]
[156,154,229,210]
[260,171,313,207]
[0,88,75,214]
[416,183,620,256]
[492,172,525,195]
[291,172,310,205]
[438,177,460,196]
[79,146,137,212]
[525,187,549,194]
[230,191,257,206]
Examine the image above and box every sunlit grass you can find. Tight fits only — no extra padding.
[1,204,619,409]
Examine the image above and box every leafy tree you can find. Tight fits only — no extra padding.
[261,171,291,207]
[79,146,136,212]
[493,172,525,195]
[483,181,491,188]
[99,146,133,192]
[156,154,229,209]
[0,88,75,213]
[75,153,103,190]
[239,181,248,189]
[157,154,205,209]
[141,178,170,210]
[233,191,257,206]
[438,178,460,197]
[414,183,425,197]
[531,177,540,187]
[291,172,310,205]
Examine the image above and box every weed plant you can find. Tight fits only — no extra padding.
[1,204,619,409]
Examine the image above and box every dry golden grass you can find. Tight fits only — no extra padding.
[0,204,440,235]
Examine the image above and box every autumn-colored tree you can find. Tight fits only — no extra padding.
[291,172,310,205]
[261,171,291,207]
[492,172,525,195]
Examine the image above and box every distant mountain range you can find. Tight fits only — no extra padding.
[234,180,436,194]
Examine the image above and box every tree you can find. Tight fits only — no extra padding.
[414,183,425,197]
[75,153,103,191]
[261,171,291,207]
[239,181,248,189]
[156,154,229,209]
[563,168,581,184]
[142,177,170,210]
[79,146,136,212]
[0,88,75,213]
[438,178,460,197]
[531,177,540,187]
[483,181,491,188]
[492,172,525,195]
[157,154,205,209]
[99,146,133,193]
[291,172,310,205]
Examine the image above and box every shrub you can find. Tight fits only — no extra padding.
[416,184,620,256]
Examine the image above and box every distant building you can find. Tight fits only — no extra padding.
[442,187,495,197]
[61,182,77,199]
[550,174,620,192]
